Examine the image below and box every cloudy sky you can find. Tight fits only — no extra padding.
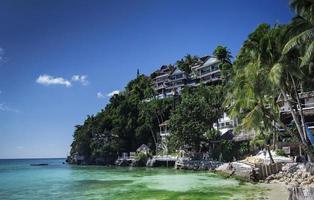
[0,0,293,158]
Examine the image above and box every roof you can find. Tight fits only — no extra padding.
[232,130,256,142]
[171,68,184,75]
[137,144,150,152]
[219,129,234,141]
[202,57,220,67]
[277,91,314,103]
[159,120,169,127]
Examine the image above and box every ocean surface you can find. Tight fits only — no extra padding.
[0,158,269,200]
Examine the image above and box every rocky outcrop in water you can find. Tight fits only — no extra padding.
[216,162,256,181]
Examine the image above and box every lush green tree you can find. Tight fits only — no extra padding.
[169,85,224,152]
[213,46,233,83]
[70,75,157,163]
[225,24,288,163]
[176,54,199,74]
[227,1,314,161]
[268,0,314,160]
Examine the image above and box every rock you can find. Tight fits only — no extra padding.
[277,173,283,179]
[282,163,298,173]
[287,173,292,178]
[289,181,300,187]
[308,176,314,183]
[297,178,304,184]
[270,179,279,184]
[266,174,274,181]
[302,172,309,179]
[300,181,311,186]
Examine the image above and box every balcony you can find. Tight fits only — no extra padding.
[160,131,170,137]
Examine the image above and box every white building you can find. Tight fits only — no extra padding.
[191,56,221,84]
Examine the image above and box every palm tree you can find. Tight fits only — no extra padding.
[269,0,314,160]
[226,24,290,164]
[213,45,232,64]
[283,0,314,65]
[176,54,199,74]
[213,45,233,83]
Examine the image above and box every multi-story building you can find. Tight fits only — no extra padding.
[152,65,173,98]
[277,91,314,131]
[152,55,222,99]
[165,68,188,95]
[191,56,221,85]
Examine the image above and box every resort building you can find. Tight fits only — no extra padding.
[165,68,188,95]
[158,120,170,152]
[152,55,223,99]
[277,91,314,131]
[159,120,170,143]
[152,65,173,98]
[191,56,221,85]
[213,112,238,135]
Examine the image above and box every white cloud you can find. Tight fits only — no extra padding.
[97,90,120,98]
[97,92,105,98]
[107,90,120,97]
[0,102,19,113]
[71,75,89,86]
[36,74,72,87]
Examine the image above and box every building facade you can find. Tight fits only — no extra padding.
[152,55,222,99]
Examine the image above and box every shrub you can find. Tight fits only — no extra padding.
[276,149,286,156]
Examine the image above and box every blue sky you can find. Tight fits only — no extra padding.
[0,0,293,158]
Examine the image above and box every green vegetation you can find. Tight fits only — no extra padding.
[168,85,224,152]
[176,54,199,74]
[70,75,173,163]
[70,49,229,163]
[276,149,286,157]
[70,0,314,164]
[226,0,314,161]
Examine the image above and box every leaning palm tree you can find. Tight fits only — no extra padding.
[283,0,314,64]
[225,24,283,163]
[268,0,314,161]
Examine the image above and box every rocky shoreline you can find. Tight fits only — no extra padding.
[263,163,314,200]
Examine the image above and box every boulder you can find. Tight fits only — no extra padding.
[300,181,311,186]
[305,163,314,176]
[289,181,300,187]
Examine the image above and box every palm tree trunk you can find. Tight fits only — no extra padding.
[149,126,157,153]
[289,73,308,142]
[280,88,306,143]
[267,145,275,164]
[261,107,313,161]
[280,88,313,161]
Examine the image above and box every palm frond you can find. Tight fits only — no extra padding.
[269,63,284,85]
[283,28,314,54]
[301,40,314,67]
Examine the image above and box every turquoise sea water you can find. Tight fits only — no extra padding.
[0,159,268,200]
